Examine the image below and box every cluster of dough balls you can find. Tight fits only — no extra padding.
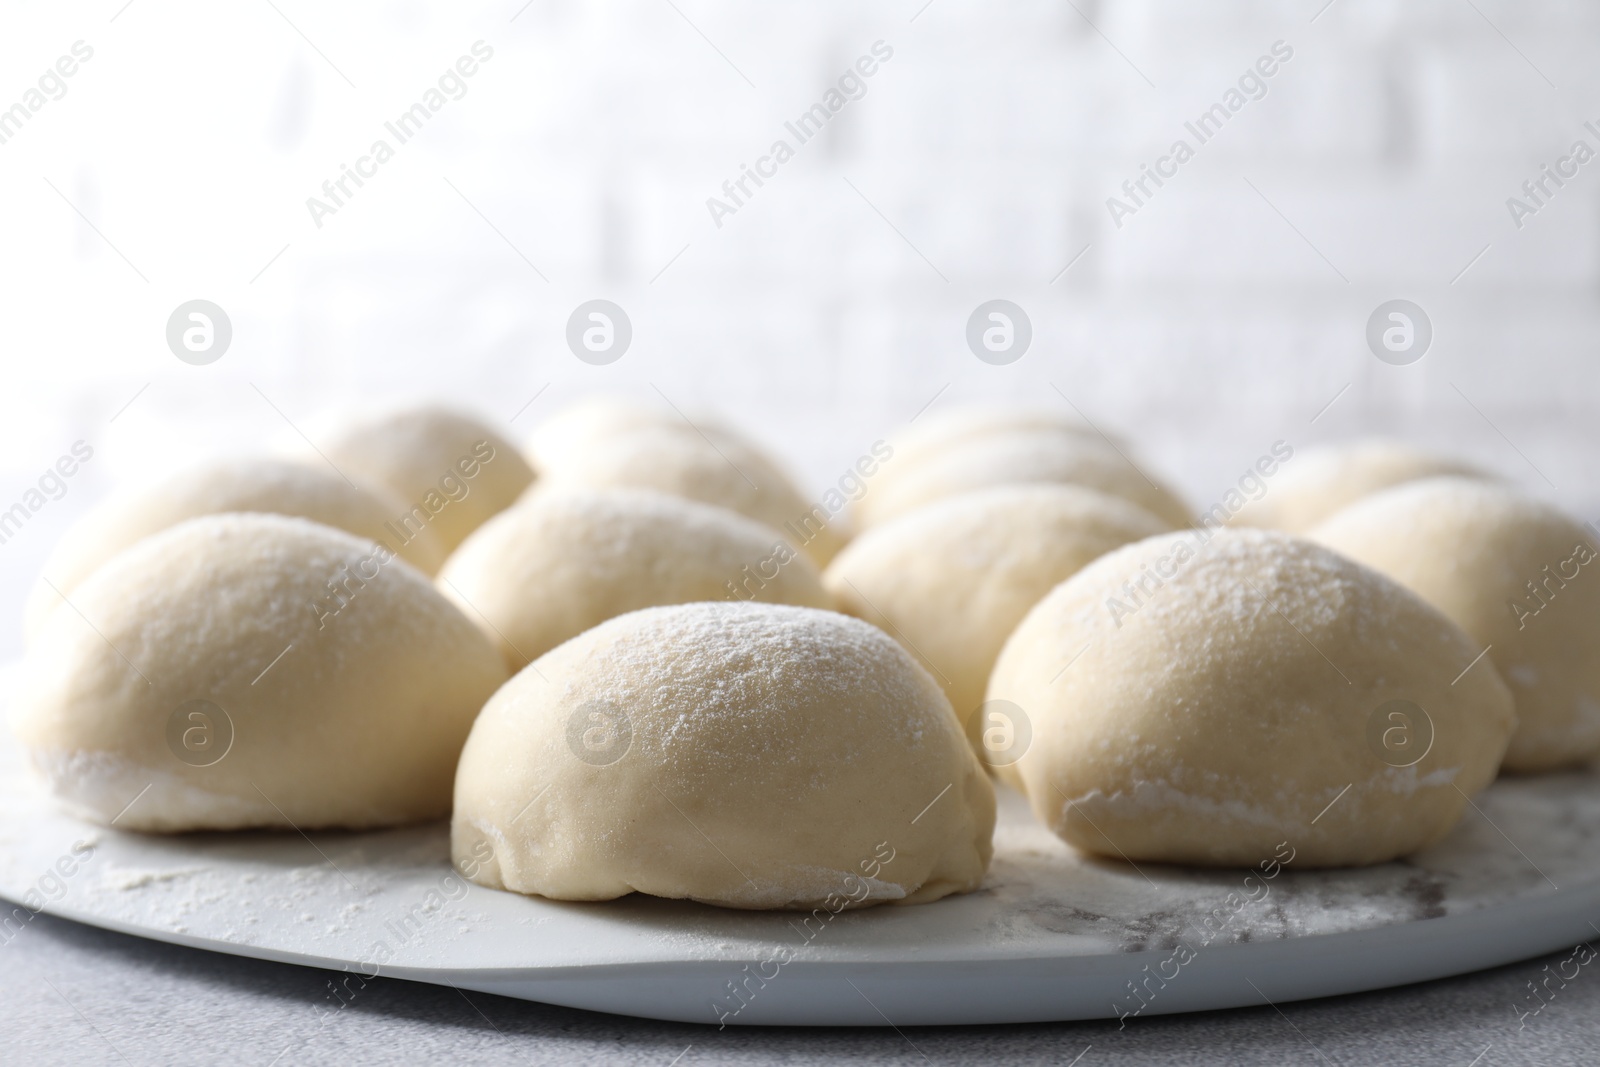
[1225,440,1483,533]
[438,488,832,670]
[825,484,1170,748]
[854,406,1191,530]
[8,398,994,910]
[1310,478,1600,772]
[10,395,1591,910]
[525,397,847,565]
[13,403,535,831]
[21,457,447,643]
[827,418,1585,871]
[977,435,1593,870]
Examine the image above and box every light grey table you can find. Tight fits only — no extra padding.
[1,910,1589,1066]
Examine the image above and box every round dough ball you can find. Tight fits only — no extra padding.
[524,396,684,471]
[10,514,508,832]
[452,603,994,909]
[884,406,1105,474]
[1227,440,1484,533]
[22,458,445,644]
[824,485,1168,757]
[316,405,536,554]
[855,429,1190,530]
[438,488,834,671]
[988,528,1514,867]
[526,396,785,480]
[1311,478,1600,772]
[530,426,847,565]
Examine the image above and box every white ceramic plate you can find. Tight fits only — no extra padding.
[2,722,1596,1027]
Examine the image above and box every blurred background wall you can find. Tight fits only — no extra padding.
[0,0,1596,655]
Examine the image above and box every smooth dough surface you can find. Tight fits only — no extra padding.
[524,396,688,471]
[10,514,508,832]
[987,528,1513,867]
[316,405,536,554]
[853,429,1190,530]
[882,406,1105,475]
[1311,477,1600,772]
[438,488,834,670]
[452,602,994,909]
[1227,440,1484,533]
[528,425,846,565]
[22,457,444,644]
[824,484,1167,757]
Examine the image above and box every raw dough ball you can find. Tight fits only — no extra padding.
[317,405,536,554]
[530,425,846,565]
[824,485,1167,758]
[1227,440,1484,533]
[884,406,1105,474]
[1311,478,1600,772]
[22,458,445,644]
[854,429,1190,530]
[10,514,507,832]
[988,528,1514,867]
[524,396,684,471]
[452,602,994,909]
[438,488,834,670]
[525,396,775,473]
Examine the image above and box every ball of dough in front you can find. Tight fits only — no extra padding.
[988,528,1514,867]
[824,485,1168,758]
[10,514,508,832]
[438,488,833,670]
[1227,440,1484,533]
[1311,478,1600,772]
[452,603,994,909]
[854,430,1190,530]
[316,405,536,554]
[530,425,846,565]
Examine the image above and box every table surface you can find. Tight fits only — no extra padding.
[1,908,1593,1066]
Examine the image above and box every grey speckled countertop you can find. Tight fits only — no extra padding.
[4,911,1595,1067]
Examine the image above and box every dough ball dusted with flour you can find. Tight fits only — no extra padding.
[452,603,994,909]
[987,528,1514,867]
[529,423,847,565]
[854,429,1190,531]
[1227,440,1485,533]
[22,458,444,643]
[824,485,1168,760]
[437,488,833,671]
[1312,478,1600,772]
[10,514,507,832]
[315,405,536,554]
